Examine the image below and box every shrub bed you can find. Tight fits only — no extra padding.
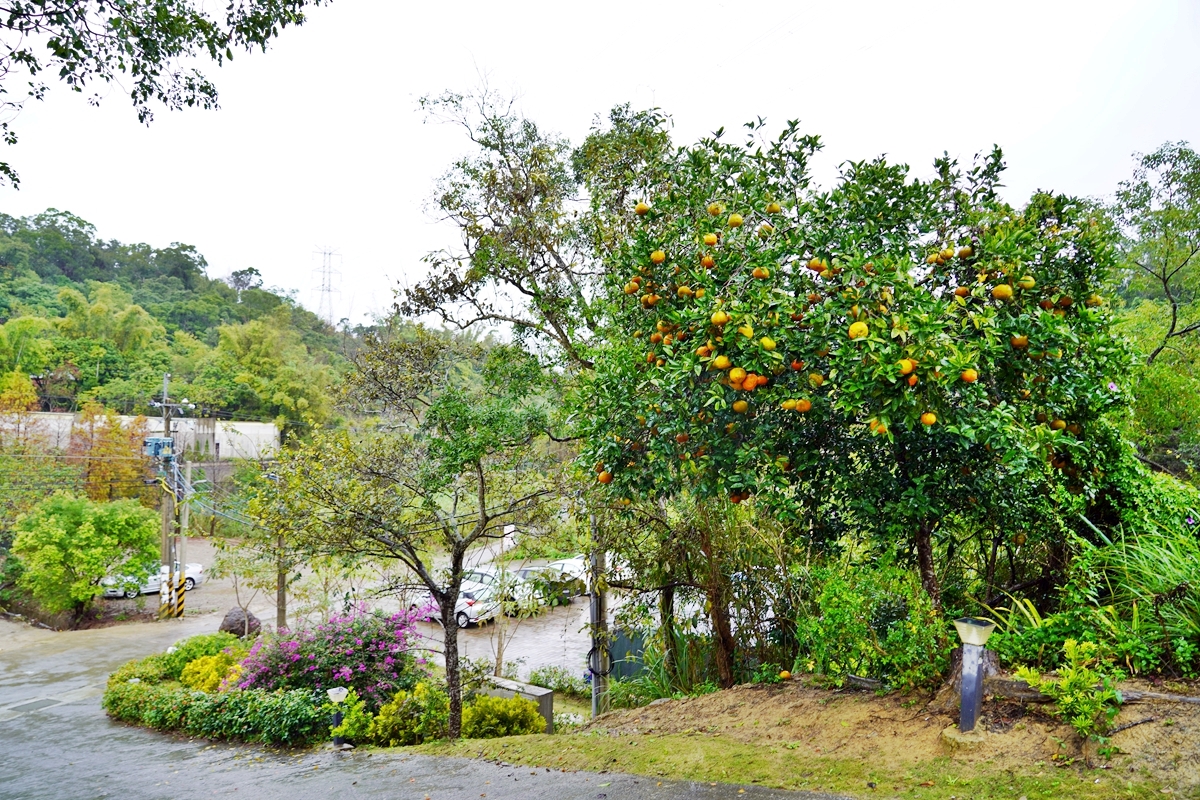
[103,619,544,747]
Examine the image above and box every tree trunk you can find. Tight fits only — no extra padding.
[709,594,737,689]
[699,526,736,689]
[441,599,462,739]
[493,611,508,678]
[660,584,679,687]
[915,522,942,610]
[276,534,287,632]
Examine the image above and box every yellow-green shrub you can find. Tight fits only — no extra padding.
[180,653,239,693]
[461,694,545,739]
[367,682,448,746]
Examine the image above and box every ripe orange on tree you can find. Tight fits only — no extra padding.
[920,412,937,426]
[848,321,869,339]
[650,250,666,264]
[728,213,744,228]
[961,368,978,383]
[635,201,651,215]
[598,471,613,484]
[703,233,719,246]
[898,358,916,375]
[992,284,1014,301]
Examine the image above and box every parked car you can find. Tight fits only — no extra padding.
[460,565,563,612]
[543,556,588,595]
[514,564,578,605]
[409,579,501,629]
[101,563,205,599]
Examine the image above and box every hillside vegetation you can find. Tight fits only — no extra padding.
[0,209,339,424]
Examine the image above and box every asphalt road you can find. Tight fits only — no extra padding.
[0,615,848,800]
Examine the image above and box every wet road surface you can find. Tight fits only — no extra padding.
[0,616,847,800]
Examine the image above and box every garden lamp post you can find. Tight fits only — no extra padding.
[953,617,996,733]
[326,686,349,746]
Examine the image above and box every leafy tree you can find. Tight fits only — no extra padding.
[403,91,672,369]
[1114,142,1200,364]
[0,0,330,186]
[67,402,154,504]
[253,327,558,737]
[10,494,158,622]
[583,121,1129,619]
[0,369,77,549]
[1112,143,1200,478]
[181,309,332,426]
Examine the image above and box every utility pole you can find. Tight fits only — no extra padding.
[159,373,175,618]
[147,373,194,619]
[178,461,190,618]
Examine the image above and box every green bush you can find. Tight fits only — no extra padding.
[108,654,170,688]
[367,682,449,746]
[10,494,159,620]
[328,688,372,743]
[461,694,545,739]
[988,528,1199,678]
[161,633,243,680]
[103,678,328,746]
[794,561,949,691]
[180,653,241,693]
[527,665,588,699]
[1016,639,1122,743]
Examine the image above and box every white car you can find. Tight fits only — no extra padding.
[102,563,205,599]
[464,565,572,609]
[409,579,501,629]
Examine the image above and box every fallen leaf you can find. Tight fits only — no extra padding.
[920,781,934,787]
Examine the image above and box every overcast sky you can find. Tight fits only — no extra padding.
[0,0,1196,327]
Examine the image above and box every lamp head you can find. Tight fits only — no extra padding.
[326,686,349,704]
[953,617,997,647]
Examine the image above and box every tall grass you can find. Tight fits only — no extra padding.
[1092,525,1200,651]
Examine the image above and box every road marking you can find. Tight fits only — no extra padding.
[1,683,106,719]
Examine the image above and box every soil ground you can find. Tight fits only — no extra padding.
[419,677,1200,799]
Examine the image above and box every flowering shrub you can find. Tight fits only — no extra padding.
[236,609,423,710]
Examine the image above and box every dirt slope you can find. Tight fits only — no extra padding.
[590,679,1200,789]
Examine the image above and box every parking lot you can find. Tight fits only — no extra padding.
[95,537,598,685]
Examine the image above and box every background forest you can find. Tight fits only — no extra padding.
[0,210,340,426]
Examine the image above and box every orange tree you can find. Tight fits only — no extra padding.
[582,121,1130,613]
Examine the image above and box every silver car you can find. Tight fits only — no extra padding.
[409,579,501,629]
[101,563,205,599]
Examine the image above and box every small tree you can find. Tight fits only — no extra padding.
[11,494,158,623]
[254,327,559,737]
[68,402,155,505]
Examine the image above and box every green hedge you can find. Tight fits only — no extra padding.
[103,677,327,746]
